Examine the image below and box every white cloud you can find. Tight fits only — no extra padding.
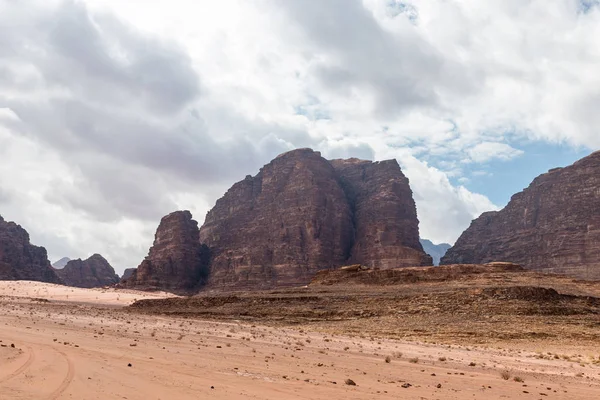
[467,142,524,163]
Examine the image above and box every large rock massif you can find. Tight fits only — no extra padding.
[0,215,61,283]
[120,211,210,293]
[442,151,600,280]
[199,149,431,290]
[55,254,120,288]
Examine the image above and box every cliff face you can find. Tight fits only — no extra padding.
[55,254,119,288]
[199,149,430,290]
[0,215,61,283]
[120,211,210,293]
[441,151,600,280]
[331,158,432,269]
[199,149,355,290]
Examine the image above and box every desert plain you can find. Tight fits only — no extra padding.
[1,265,600,400]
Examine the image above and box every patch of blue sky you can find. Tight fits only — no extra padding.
[579,0,600,13]
[386,1,418,22]
[453,141,589,207]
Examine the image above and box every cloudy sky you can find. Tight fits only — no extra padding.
[1,0,599,274]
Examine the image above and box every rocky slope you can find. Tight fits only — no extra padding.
[0,215,61,283]
[120,211,210,293]
[55,254,119,288]
[420,239,451,266]
[442,151,600,280]
[199,148,431,290]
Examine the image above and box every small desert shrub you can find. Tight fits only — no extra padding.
[513,376,524,382]
[500,370,511,380]
[385,356,391,363]
[438,356,447,362]
[409,357,419,364]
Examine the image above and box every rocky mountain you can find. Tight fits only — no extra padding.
[0,215,62,283]
[331,158,432,269]
[55,254,119,288]
[441,151,600,280]
[120,211,210,293]
[199,148,431,290]
[121,268,136,280]
[52,257,71,269]
[420,239,451,266]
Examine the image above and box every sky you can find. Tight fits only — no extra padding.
[1,0,600,274]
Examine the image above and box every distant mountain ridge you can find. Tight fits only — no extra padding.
[52,257,71,269]
[420,239,451,266]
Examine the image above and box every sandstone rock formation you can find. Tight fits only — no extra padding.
[199,148,431,290]
[55,254,119,288]
[442,151,600,280]
[121,268,136,281]
[0,215,62,283]
[120,211,210,293]
[52,257,71,269]
[331,158,432,269]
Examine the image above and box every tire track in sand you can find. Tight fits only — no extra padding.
[47,348,75,400]
[0,346,35,384]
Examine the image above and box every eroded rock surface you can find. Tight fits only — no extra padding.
[199,148,431,290]
[121,211,210,293]
[442,151,600,280]
[331,158,432,269]
[0,215,61,283]
[55,254,119,288]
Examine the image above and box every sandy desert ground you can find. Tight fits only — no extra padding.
[1,278,599,399]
